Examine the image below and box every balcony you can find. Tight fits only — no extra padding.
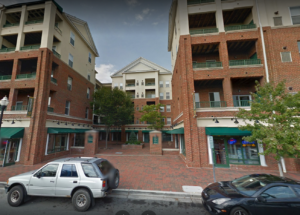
[195,101,227,108]
[190,28,219,35]
[55,25,62,34]
[11,105,28,111]
[0,75,12,81]
[20,45,40,51]
[187,0,215,5]
[229,59,261,67]
[234,100,251,107]
[0,47,16,53]
[3,23,19,28]
[225,24,257,32]
[16,73,36,79]
[126,83,135,87]
[51,77,57,84]
[47,107,54,112]
[193,61,222,69]
[145,83,155,86]
[25,19,43,25]
[130,95,135,99]
[52,49,61,59]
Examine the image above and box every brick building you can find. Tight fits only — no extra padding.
[168,0,300,172]
[0,0,99,166]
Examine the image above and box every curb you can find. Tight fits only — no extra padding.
[113,189,202,197]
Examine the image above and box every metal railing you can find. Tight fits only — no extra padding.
[130,95,135,98]
[25,19,43,25]
[234,100,251,107]
[16,73,36,79]
[55,26,62,34]
[193,62,222,68]
[187,0,215,5]
[11,105,28,111]
[52,49,61,58]
[126,83,135,87]
[20,45,40,51]
[229,59,261,66]
[225,24,257,32]
[146,95,156,98]
[47,107,54,112]
[3,23,19,28]
[51,77,57,84]
[195,101,227,108]
[145,83,155,86]
[0,75,12,81]
[0,47,16,53]
[190,28,219,35]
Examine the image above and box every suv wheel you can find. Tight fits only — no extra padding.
[72,189,91,212]
[7,185,24,207]
[108,169,120,189]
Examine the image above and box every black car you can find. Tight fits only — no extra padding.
[202,174,300,215]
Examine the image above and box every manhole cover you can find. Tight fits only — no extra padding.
[115,152,123,154]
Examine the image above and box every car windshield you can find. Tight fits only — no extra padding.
[231,175,291,196]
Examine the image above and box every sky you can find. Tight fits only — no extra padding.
[1,0,173,83]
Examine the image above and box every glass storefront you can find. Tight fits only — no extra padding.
[47,134,68,154]
[0,139,21,167]
[74,133,85,147]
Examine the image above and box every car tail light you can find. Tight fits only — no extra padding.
[102,180,106,188]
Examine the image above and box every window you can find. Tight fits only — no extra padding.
[87,88,90,99]
[88,52,92,63]
[69,53,73,68]
[60,164,78,177]
[67,77,72,90]
[167,118,171,125]
[87,73,90,81]
[273,17,283,26]
[159,81,163,88]
[298,41,300,53]
[114,83,118,89]
[261,186,297,199]
[81,164,97,177]
[160,93,164,100]
[166,81,170,88]
[136,106,139,111]
[160,106,164,112]
[35,164,59,177]
[85,107,89,118]
[294,187,300,195]
[74,133,85,147]
[65,101,70,115]
[161,118,165,124]
[281,52,292,62]
[290,6,300,25]
[70,31,75,46]
[166,92,170,99]
[120,83,123,90]
[136,119,139,124]
[47,134,68,154]
[166,105,171,112]
[52,46,56,51]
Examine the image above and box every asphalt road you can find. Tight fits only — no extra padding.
[0,189,209,215]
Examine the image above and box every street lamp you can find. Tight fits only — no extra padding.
[0,96,9,130]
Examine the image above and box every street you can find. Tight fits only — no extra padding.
[0,189,208,215]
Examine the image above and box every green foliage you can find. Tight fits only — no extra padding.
[139,104,166,130]
[126,132,142,145]
[236,81,300,162]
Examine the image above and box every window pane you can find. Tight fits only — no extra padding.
[298,42,300,53]
[290,6,300,16]
[281,52,292,62]
[37,164,59,177]
[74,133,85,147]
[160,107,164,112]
[294,187,300,195]
[167,105,171,112]
[262,186,297,199]
[47,134,55,154]
[82,164,97,177]
[159,81,163,87]
[61,164,73,177]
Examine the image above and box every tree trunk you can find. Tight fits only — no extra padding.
[277,159,284,177]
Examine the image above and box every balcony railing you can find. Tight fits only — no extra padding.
[195,101,227,108]
[145,83,155,86]
[0,75,12,81]
[3,23,19,28]
[229,59,261,66]
[0,47,16,53]
[52,49,61,58]
[225,24,257,32]
[130,95,135,98]
[55,26,62,34]
[146,95,156,98]
[187,0,215,5]
[193,62,222,69]
[11,105,28,111]
[234,100,251,107]
[47,107,54,112]
[126,84,135,87]
[16,73,36,79]
[51,77,57,84]
[25,19,43,25]
[190,28,219,35]
[20,45,40,51]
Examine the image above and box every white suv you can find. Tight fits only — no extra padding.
[5,157,120,212]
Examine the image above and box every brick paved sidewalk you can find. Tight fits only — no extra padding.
[1,155,300,192]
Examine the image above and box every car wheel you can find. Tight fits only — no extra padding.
[72,189,91,212]
[230,207,249,215]
[108,169,120,189]
[7,185,24,207]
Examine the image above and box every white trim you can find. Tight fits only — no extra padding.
[16,139,22,162]
[45,134,49,155]
[143,133,145,142]
[47,112,91,122]
[280,52,292,62]
[171,134,173,142]
[281,157,287,173]
[179,134,182,154]
[207,136,213,165]
[67,134,70,150]
[196,107,251,112]
[258,142,267,167]
[162,148,179,152]
[173,112,183,122]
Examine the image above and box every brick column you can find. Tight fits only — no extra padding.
[84,130,99,156]
[138,130,143,142]
[7,89,18,110]
[11,59,20,80]
[219,40,229,69]
[121,126,126,142]
[223,78,233,107]
[149,131,162,155]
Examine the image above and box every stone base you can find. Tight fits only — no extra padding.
[122,143,145,149]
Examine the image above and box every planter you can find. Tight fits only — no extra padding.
[122,143,145,149]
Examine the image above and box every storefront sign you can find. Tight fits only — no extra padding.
[153,136,159,144]
[27,97,34,117]
[88,135,93,143]
[208,136,214,149]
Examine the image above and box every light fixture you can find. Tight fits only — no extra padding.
[72,124,74,126]
[213,118,219,123]
[11,120,15,124]
[65,122,67,125]
[78,124,80,126]
[255,120,260,124]
[57,121,60,125]
[231,117,239,124]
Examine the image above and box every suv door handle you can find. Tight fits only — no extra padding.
[73,181,78,183]
[50,181,55,183]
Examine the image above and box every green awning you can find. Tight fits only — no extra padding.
[0,127,24,139]
[166,128,184,134]
[125,130,139,133]
[47,128,91,134]
[142,130,154,133]
[205,127,251,136]
[110,130,121,133]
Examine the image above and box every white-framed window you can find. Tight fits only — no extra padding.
[70,31,75,46]
[273,17,283,26]
[166,81,170,88]
[67,77,72,90]
[65,101,70,115]
[136,119,139,124]
[87,73,90,81]
[114,83,118,89]
[161,118,165,124]
[298,41,300,53]
[52,46,56,51]
[87,88,90,99]
[290,6,300,25]
[160,106,164,112]
[47,134,69,154]
[160,92,164,100]
[85,107,89,119]
[48,97,51,106]
[166,105,171,112]
[120,83,123,90]
[68,53,73,68]
[136,106,139,111]
[166,92,170,99]
[167,118,171,125]
[159,81,163,88]
[281,52,292,62]
[88,52,92,63]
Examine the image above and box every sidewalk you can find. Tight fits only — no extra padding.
[1,155,300,192]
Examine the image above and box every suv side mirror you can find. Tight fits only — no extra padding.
[256,196,266,203]
[36,172,42,179]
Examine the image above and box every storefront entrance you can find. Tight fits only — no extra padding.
[0,139,21,167]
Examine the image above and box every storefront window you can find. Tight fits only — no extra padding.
[47,134,68,154]
[74,133,85,147]
[0,140,7,166]
[162,133,172,142]
[0,139,20,166]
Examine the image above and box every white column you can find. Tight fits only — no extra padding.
[15,5,27,51]
[207,136,213,164]
[258,142,267,166]
[215,0,225,32]
[178,0,189,35]
[45,134,49,155]
[41,1,56,49]
[155,71,159,98]
[281,157,287,173]
[16,139,23,162]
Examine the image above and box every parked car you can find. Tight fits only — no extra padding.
[5,157,120,212]
[202,174,300,215]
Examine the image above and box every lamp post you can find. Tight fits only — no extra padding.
[0,96,9,130]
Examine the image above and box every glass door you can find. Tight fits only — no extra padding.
[213,138,229,168]
[144,133,149,143]
[233,95,251,107]
[209,92,221,107]
[3,139,20,166]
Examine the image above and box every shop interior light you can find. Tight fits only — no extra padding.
[213,118,219,123]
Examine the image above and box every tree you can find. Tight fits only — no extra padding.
[236,81,300,176]
[92,87,134,148]
[139,104,166,130]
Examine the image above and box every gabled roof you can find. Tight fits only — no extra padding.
[63,13,99,57]
[111,57,172,77]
